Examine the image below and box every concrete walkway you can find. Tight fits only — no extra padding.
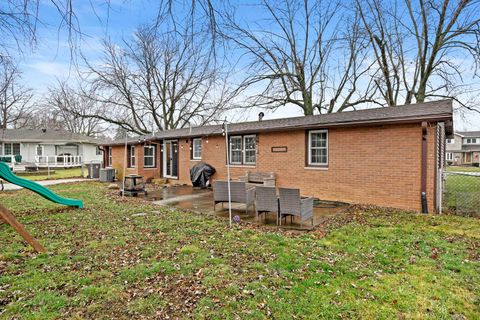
[152,193,211,205]
[1,179,91,191]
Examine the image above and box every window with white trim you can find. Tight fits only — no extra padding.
[228,135,257,165]
[446,152,453,161]
[130,146,136,167]
[229,136,243,164]
[108,147,112,166]
[464,138,479,144]
[144,145,156,167]
[308,130,328,166]
[36,145,43,156]
[4,143,20,155]
[446,139,454,144]
[192,138,202,160]
[243,135,256,165]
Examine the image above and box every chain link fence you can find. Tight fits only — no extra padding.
[443,171,480,217]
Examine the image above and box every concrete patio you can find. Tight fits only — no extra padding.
[146,185,348,230]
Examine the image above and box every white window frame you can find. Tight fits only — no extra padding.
[229,136,243,165]
[465,138,478,144]
[446,152,453,161]
[308,130,329,166]
[130,145,136,167]
[192,138,202,160]
[446,138,454,144]
[108,147,112,167]
[243,135,257,165]
[4,143,20,155]
[36,144,44,156]
[143,145,156,168]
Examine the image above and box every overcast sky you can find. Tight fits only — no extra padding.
[14,0,480,132]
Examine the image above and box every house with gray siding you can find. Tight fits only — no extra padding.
[446,131,480,165]
[0,128,103,169]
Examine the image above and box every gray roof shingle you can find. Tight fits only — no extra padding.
[0,128,101,144]
[105,99,453,146]
[457,131,480,137]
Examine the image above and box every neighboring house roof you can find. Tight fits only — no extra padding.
[0,129,100,144]
[104,99,454,146]
[457,131,480,138]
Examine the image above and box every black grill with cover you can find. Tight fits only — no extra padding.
[190,163,216,188]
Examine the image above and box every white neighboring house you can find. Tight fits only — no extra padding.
[0,128,103,171]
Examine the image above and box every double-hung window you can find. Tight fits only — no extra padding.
[308,130,328,166]
[144,145,156,168]
[243,135,256,165]
[129,146,136,167]
[229,135,256,165]
[192,138,202,160]
[36,145,44,156]
[446,152,453,161]
[229,136,243,164]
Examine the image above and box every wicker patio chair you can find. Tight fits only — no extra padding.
[279,188,314,227]
[238,172,276,187]
[255,186,279,224]
[213,181,255,214]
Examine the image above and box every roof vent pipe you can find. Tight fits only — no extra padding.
[258,112,265,121]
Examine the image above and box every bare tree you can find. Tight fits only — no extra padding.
[76,22,240,135]
[29,81,103,136]
[222,0,377,116]
[1,0,223,61]
[0,0,85,58]
[357,0,480,109]
[0,58,33,129]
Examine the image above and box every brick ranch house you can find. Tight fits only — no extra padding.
[102,100,453,213]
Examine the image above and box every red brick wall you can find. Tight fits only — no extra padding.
[110,143,162,181]
[109,122,439,212]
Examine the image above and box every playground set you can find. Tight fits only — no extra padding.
[0,162,83,252]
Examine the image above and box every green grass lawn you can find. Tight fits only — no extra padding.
[17,167,86,181]
[446,165,480,172]
[0,183,479,319]
[444,170,480,216]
